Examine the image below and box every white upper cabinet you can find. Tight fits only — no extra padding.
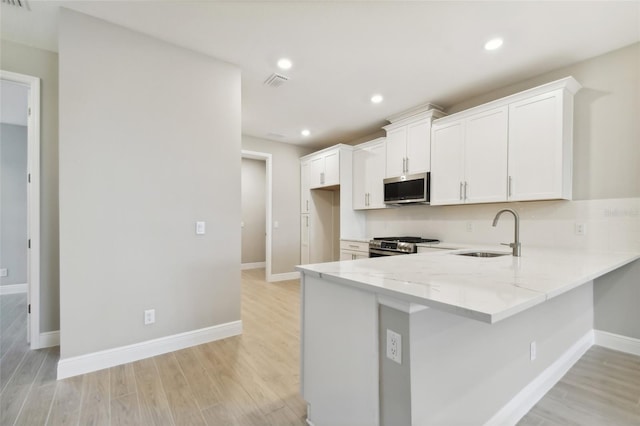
[309,147,340,189]
[508,90,571,201]
[431,121,465,205]
[301,160,311,213]
[383,108,445,178]
[431,76,581,206]
[353,138,386,210]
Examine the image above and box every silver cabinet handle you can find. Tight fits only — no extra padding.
[306,216,309,227]
[460,182,464,201]
[320,172,325,185]
[349,244,359,248]
[508,176,513,198]
[464,181,468,200]
[405,157,409,173]
[402,158,406,174]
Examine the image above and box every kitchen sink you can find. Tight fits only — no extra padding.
[455,251,510,258]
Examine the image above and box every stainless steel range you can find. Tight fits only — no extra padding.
[369,236,440,257]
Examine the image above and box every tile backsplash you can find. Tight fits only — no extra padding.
[365,197,640,252]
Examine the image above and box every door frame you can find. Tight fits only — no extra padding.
[1,70,41,349]
[241,150,273,281]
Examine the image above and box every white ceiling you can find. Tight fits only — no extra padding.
[1,1,639,149]
[0,79,29,126]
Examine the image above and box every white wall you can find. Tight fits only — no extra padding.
[0,40,59,332]
[58,10,241,358]
[0,124,28,286]
[241,135,313,274]
[241,158,266,264]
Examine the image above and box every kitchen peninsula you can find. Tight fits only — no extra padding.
[297,247,640,425]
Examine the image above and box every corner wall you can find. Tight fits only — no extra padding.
[58,10,241,359]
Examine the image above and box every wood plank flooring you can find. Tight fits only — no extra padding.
[2,271,640,425]
[0,269,306,425]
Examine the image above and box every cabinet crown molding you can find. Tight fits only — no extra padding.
[385,103,446,125]
[434,76,582,125]
[300,143,352,161]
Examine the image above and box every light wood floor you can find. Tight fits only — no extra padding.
[2,271,640,425]
[0,269,306,425]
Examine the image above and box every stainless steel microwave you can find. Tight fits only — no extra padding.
[383,172,430,205]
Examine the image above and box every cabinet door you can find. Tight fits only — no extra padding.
[300,214,310,264]
[367,141,386,209]
[430,121,465,205]
[508,91,563,201]
[309,156,325,189]
[301,160,311,213]
[406,118,431,174]
[323,150,340,187]
[464,107,508,203]
[385,127,407,178]
[352,148,367,210]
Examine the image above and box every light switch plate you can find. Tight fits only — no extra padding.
[0,268,7,277]
[196,221,206,235]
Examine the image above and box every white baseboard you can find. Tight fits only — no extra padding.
[485,330,594,426]
[269,271,300,282]
[57,320,242,380]
[241,262,266,270]
[594,330,640,356]
[40,330,60,348]
[0,283,27,294]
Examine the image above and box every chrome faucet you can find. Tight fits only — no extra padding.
[492,208,521,257]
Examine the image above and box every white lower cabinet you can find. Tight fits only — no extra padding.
[339,240,369,261]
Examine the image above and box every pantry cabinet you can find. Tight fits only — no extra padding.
[384,108,445,178]
[353,138,386,210]
[430,76,580,206]
[301,160,311,213]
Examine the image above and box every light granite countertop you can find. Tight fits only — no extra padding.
[297,247,640,323]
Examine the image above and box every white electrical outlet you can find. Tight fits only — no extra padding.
[530,341,537,361]
[386,329,402,364]
[575,223,586,236]
[144,309,155,325]
[466,222,473,232]
[0,268,7,277]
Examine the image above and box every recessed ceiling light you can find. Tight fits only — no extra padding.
[301,129,310,137]
[371,94,384,104]
[277,58,292,70]
[484,38,503,51]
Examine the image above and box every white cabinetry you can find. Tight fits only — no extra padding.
[339,240,369,261]
[301,160,311,213]
[353,138,386,210]
[430,76,581,206]
[431,106,508,205]
[508,90,573,201]
[384,108,445,178]
[310,148,339,189]
[300,145,365,265]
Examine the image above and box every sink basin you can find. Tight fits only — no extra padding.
[455,251,510,258]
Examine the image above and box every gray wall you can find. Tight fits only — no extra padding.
[58,10,241,358]
[595,260,640,339]
[0,40,60,332]
[241,135,313,274]
[0,124,28,285]
[241,158,266,264]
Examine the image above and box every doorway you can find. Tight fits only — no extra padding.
[0,70,41,349]
[241,150,273,281]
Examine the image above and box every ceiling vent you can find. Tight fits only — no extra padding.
[264,73,289,88]
[1,0,30,10]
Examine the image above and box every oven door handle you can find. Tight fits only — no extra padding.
[369,248,409,256]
